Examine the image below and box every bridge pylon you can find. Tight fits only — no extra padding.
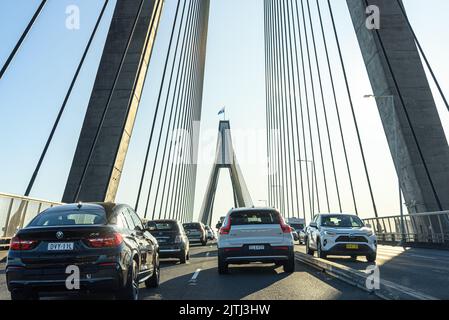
[198,121,253,226]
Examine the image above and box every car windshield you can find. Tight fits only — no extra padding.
[231,210,280,225]
[29,209,107,226]
[321,215,364,228]
[183,223,201,230]
[148,221,178,232]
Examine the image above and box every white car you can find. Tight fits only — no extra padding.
[305,214,377,262]
[217,207,295,274]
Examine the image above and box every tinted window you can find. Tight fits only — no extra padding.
[290,223,304,230]
[183,223,202,230]
[30,210,106,226]
[122,209,135,230]
[230,211,280,225]
[320,215,364,228]
[149,221,179,231]
[128,208,143,230]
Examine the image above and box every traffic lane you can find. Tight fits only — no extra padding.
[141,244,378,300]
[296,244,449,299]
[0,263,8,300]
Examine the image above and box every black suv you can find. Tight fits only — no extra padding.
[6,203,160,300]
[147,220,190,263]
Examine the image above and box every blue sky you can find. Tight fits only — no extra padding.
[1,0,449,224]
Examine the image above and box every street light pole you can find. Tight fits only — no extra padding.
[364,94,406,244]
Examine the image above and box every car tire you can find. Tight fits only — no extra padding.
[186,252,190,260]
[202,239,207,246]
[218,253,229,274]
[366,252,377,263]
[145,253,160,288]
[317,241,327,259]
[119,259,139,300]
[10,290,38,301]
[283,255,295,273]
[306,238,315,256]
[179,250,187,264]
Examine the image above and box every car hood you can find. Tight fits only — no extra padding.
[321,226,372,235]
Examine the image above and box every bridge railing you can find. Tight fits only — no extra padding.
[0,193,61,247]
[365,211,449,247]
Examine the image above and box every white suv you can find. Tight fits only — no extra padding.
[217,208,295,274]
[305,214,377,262]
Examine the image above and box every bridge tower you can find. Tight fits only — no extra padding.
[198,121,253,226]
[347,0,449,213]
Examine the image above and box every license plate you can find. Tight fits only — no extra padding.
[48,242,74,251]
[346,244,359,250]
[249,245,265,251]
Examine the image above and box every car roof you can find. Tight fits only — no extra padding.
[318,213,358,217]
[230,207,279,213]
[41,202,121,217]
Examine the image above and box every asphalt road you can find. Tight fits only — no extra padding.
[297,244,449,300]
[0,243,378,300]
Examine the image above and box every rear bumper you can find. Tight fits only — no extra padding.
[159,244,185,258]
[219,246,294,264]
[6,264,124,294]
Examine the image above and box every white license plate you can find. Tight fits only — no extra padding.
[249,245,265,251]
[47,242,74,251]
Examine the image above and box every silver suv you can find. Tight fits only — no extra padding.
[217,208,295,274]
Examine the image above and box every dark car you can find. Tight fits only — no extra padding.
[147,220,189,263]
[6,203,160,300]
[183,222,207,246]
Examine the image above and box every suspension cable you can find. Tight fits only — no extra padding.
[327,0,378,217]
[0,0,47,80]
[24,0,109,197]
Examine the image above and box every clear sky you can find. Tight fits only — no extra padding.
[1,0,448,225]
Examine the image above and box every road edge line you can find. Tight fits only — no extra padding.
[294,252,438,301]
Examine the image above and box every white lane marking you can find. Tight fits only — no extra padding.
[191,269,201,281]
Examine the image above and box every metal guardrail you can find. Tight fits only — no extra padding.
[0,192,62,240]
[365,211,449,247]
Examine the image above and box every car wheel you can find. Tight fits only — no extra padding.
[202,239,207,246]
[306,238,314,256]
[179,250,187,264]
[119,259,139,300]
[366,252,377,263]
[317,241,327,259]
[186,251,190,260]
[145,253,160,288]
[10,290,38,301]
[283,255,295,273]
[218,253,229,274]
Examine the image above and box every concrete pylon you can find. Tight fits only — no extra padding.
[62,0,164,203]
[198,121,253,226]
[347,0,449,213]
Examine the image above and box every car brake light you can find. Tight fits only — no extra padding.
[10,237,38,251]
[279,216,292,234]
[272,246,289,251]
[85,233,123,248]
[219,217,232,235]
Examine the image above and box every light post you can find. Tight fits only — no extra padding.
[364,94,406,244]
[298,159,315,221]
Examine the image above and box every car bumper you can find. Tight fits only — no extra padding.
[219,246,294,264]
[6,264,123,294]
[324,243,376,256]
[159,244,185,258]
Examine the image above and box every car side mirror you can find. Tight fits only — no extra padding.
[216,222,222,229]
[292,232,299,241]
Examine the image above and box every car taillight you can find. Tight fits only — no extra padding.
[10,237,38,251]
[219,217,232,235]
[279,216,292,234]
[85,233,123,248]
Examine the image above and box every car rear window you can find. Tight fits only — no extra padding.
[30,210,107,226]
[183,223,201,230]
[230,211,280,225]
[290,223,304,230]
[149,221,179,231]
